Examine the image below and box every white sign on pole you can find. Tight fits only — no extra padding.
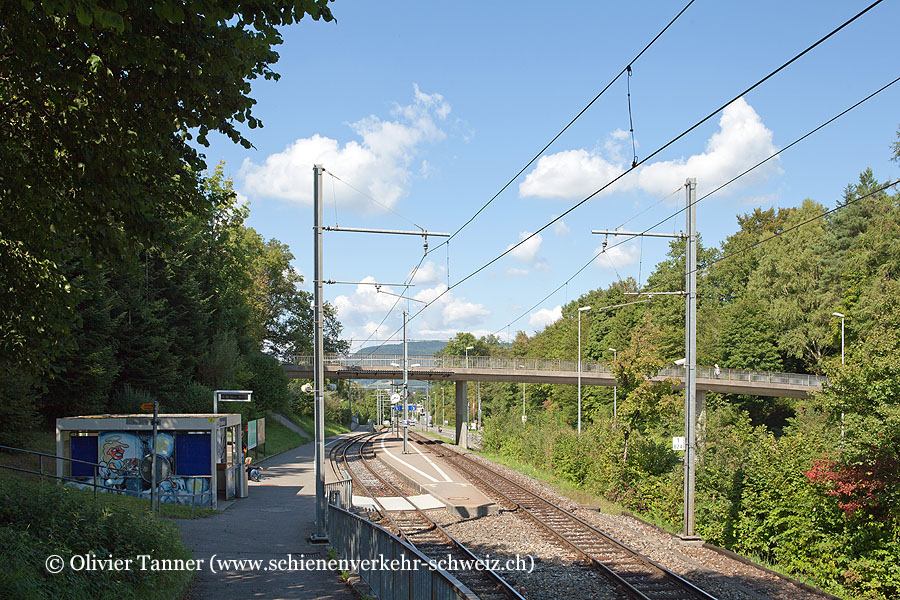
[390,393,401,404]
[672,436,686,451]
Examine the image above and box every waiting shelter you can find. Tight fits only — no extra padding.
[55,413,243,509]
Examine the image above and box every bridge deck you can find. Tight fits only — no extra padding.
[284,355,825,398]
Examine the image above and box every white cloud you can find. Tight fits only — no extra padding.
[518,98,779,201]
[409,260,444,285]
[637,98,780,197]
[529,305,562,329]
[238,84,450,212]
[334,277,399,320]
[412,284,489,329]
[505,267,530,277]
[594,243,640,269]
[553,219,570,236]
[506,232,542,263]
[443,298,489,325]
[519,149,624,200]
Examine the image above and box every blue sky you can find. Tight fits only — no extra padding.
[201,0,900,352]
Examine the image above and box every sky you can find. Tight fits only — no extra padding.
[201,0,900,353]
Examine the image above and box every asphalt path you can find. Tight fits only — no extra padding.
[176,436,357,600]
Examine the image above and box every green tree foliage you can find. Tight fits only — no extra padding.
[612,313,680,464]
[0,165,346,441]
[475,128,900,598]
[0,1,334,379]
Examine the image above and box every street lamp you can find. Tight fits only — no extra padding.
[832,311,845,439]
[608,348,617,421]
[577,306,592,441]
[465,346,474,369]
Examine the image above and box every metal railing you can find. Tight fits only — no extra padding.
[289,354,828,388]
[327,502,478,600]
[325,477,353,510]
[0,445,213,516]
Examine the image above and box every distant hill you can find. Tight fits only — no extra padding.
[353,340,446,356]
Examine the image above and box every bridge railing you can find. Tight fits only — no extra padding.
[289,354,827,388]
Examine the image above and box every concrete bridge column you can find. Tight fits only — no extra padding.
[455,381,468,450]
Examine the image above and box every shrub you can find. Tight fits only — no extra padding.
[0,479,192,599]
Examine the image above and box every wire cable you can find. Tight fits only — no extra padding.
[425,0,697,255]
[627,65,638,168]
[360,1,888,346]
[602,71,900,280]
[347,252,427,355]
[423,0,886,315]
[325,169,424,231]
[638,178,899,294]
[489,72,900,333]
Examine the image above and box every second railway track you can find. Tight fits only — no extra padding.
[411,431,720,600]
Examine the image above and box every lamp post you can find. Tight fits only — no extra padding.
[608,347,617,421]
[577,306,592,440]
[833,311,845,439]
[465,345,474,368]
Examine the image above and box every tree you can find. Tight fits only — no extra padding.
[0,1,335,379]
[612,313,680,464]
[439,333,492,358]
[747,200,832,372]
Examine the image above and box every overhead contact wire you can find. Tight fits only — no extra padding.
[425,0,697,256]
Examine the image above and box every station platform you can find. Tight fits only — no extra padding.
[373,431,498,518]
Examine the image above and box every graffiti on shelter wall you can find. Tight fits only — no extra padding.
[75,431,211,506]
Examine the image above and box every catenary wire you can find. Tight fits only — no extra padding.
[424,0,697,255]
[637,178,900,295]
[399,0,886,333]
[325,169,424,231]
[597,71,900,284]
[491,73,900,333]
[346,1,888,349]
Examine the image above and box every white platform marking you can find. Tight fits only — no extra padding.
[378,434,440,483]
[408,438,453,482]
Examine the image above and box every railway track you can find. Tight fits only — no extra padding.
[411,432,720,600]
[330,433,524,600]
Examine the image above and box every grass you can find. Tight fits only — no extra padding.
[286,412,350,439]
[250,417,306,459]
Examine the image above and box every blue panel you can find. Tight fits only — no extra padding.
[71,436,98,477]
[175,433,211,476]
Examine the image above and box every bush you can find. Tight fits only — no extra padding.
[107,384,155,414]
[0,479,192,599]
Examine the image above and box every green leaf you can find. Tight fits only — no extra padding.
[75,5,92,26]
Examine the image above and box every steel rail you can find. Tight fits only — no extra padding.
[340,432,524,600]
[413,433,719,600]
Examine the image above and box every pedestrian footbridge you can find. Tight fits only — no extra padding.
[282,354,826,399]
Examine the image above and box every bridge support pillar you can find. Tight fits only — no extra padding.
[455,381,468,450]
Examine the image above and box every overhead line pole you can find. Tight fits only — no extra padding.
[311,165,449,539]
[592,177,699,540]
[311,165,327,543]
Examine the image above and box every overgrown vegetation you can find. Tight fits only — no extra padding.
[452,150,900,599]
[0,479,194,599]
